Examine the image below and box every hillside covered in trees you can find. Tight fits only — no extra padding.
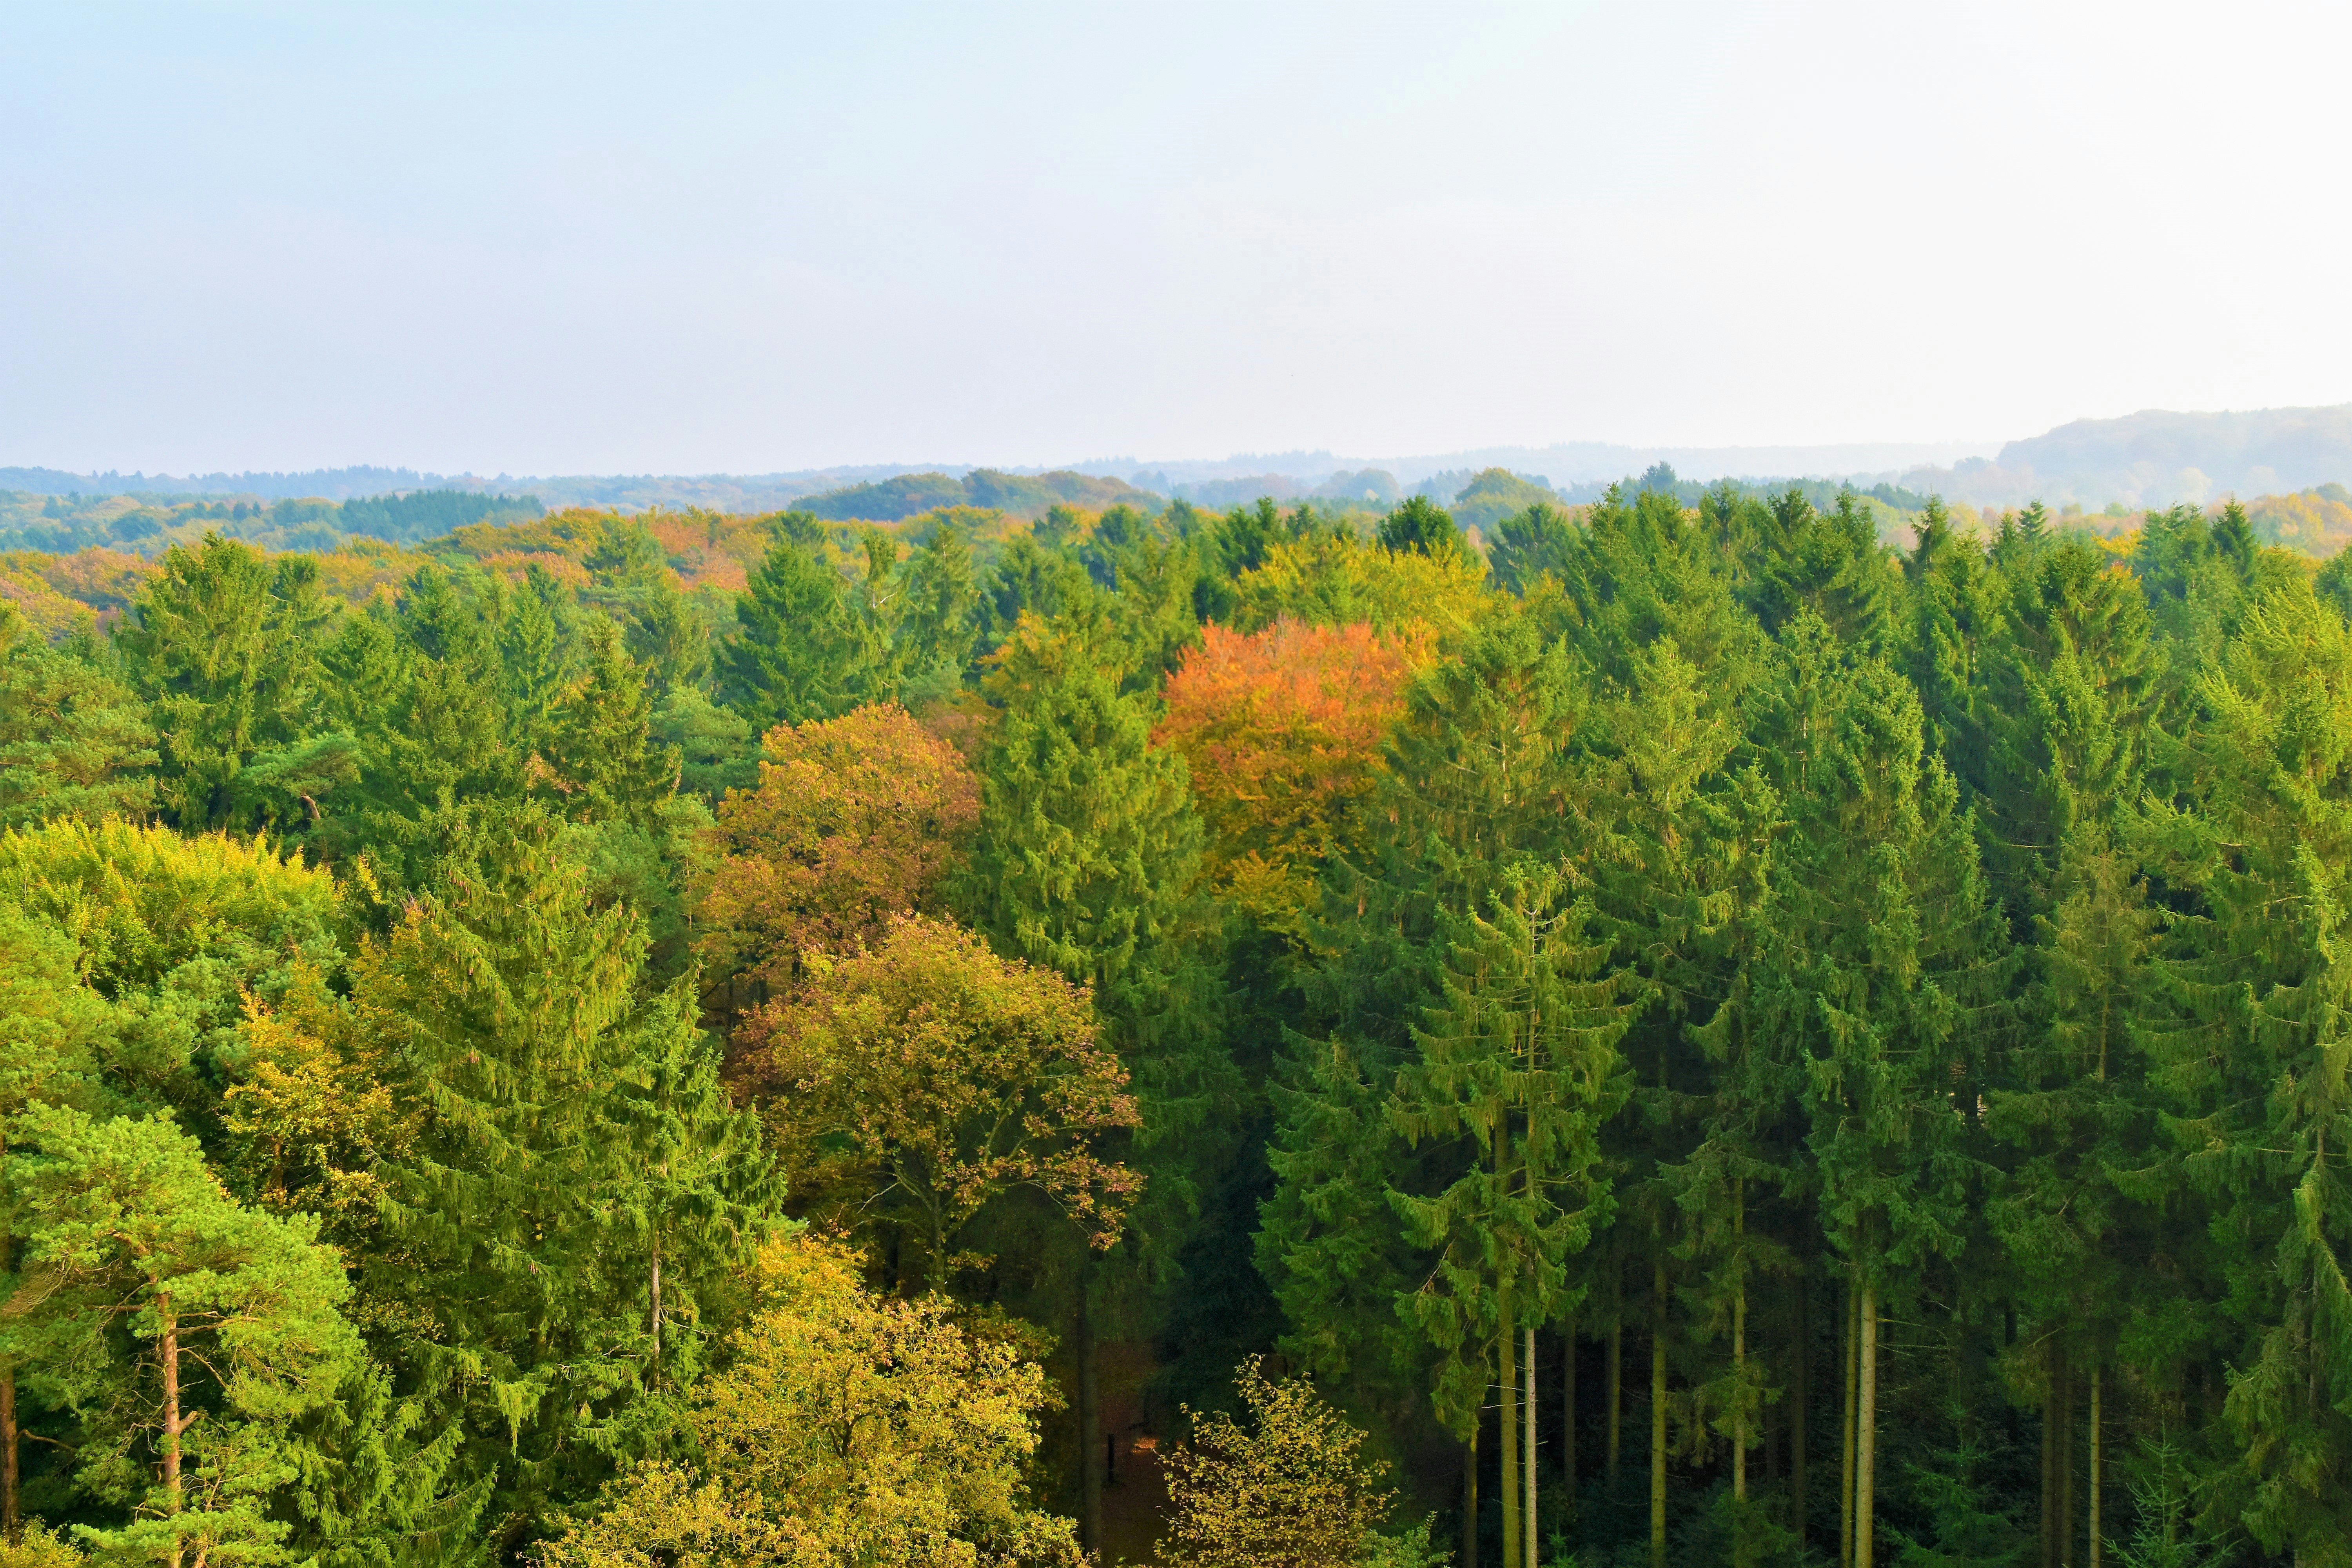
[1,481,2350,1568]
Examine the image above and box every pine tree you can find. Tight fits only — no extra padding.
[4,1103,362,1568]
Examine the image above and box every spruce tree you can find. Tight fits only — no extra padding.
[357,804,771,1542]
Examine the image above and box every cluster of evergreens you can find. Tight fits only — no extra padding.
[0,480,2348,1568]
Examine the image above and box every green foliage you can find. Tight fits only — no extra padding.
[0,606,156,828]
[356,804,769,1541]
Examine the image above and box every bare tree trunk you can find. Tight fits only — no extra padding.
[2088,1363,2103,1568]
[1525,1322,1539,1568]
[1077,1276,1101,1560]
[1841,1283,1858,1568]
[1855,1281,1878,1568]
[1501,1304,1521,1568]
[1463,1427,1480,1568]
[162,1292,184,1568]
[1651,1258,1668,1568]
[650,1233,663,1372]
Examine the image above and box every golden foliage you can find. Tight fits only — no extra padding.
[537,1234,1083,1568]
[1158,1357,1397,1568]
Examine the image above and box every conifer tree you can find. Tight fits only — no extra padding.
[357,804,771,1541]
[1731,620,2007,1568]
[4,1103,361,1568]
[0,605,156,828]
[2134,580,2352,1558]
[723,526,893,728]
[118,535,335,830]
[1388,867,1634,1567]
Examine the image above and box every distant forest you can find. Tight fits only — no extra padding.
[4,477,2352,1566]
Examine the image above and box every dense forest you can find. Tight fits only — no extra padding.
[1,479,2349,1568]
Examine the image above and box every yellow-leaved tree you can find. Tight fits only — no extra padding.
[537,1236,1082,1568]
[1157,1358,1443,1568]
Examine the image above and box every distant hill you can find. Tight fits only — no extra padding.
[1882,404,2352,510]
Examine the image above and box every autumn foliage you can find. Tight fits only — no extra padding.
[1154,617,1424,929]
[740,914,1142,1280]
[695,702,980,992]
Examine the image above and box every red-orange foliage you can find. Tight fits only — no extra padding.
[1154,618,1425,929]
[695,702,980,993]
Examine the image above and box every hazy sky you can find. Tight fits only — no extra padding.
[5,1,2348,476]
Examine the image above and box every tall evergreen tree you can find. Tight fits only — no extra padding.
[357,805,771,1545]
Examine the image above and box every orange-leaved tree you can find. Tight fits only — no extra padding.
[694,702,979,1005]
[739,913,1141,1288]
[1155,617,1426,935]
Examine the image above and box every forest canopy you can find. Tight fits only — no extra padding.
[0,482,2348,1568]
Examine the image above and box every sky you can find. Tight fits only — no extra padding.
[4,0,2349,477]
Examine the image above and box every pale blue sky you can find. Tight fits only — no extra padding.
[4,1,2348,475]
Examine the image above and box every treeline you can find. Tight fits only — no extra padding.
[0,483,2348,1567]
[0,489,544,558]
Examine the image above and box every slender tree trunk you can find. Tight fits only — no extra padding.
[1563,1313,1578,1512]
[2058,1346,2074,1568]
[1607,1315,1623,1496]
[1076,1274,1101,1559]
[2041,1341,2058,1568]
[2088,1363,2103,1568]
[650,1233,663,1371]
[1841,1283,1858,1568]
[1855,1281,1878,1568]
[1651,1258,1668,1568]
[1501,1305,1521,1568]
[3,1365,17,1548]
[161,1292,184,1568]
[1525,1322,1539,1568]
[1793,1271,1810,1554]
[1464,1427,1481,1568]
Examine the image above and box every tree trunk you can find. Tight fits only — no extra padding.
[2088,1363,2103,1568]
[1734,1187,1748,1526]
[1076,1275,1101,1559]
[1525,1322,1539,1568]
[1563,1313,1578,1512]
[3,1365,17,1549]
[1855,1281,1878,1568]
[2041,1342,2058,1568]
[1841,1283,1858,1568]
[650,1232,663,1372]
[161,1291,184,1568]
[1608,1311,1623,1495]
[2058,1347,2074,1568]
[1501,1304,1521,1568]
[1651,1258,1668,1568]
[1793,1271,1810,1554]
[1463,1427,1480,1568]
